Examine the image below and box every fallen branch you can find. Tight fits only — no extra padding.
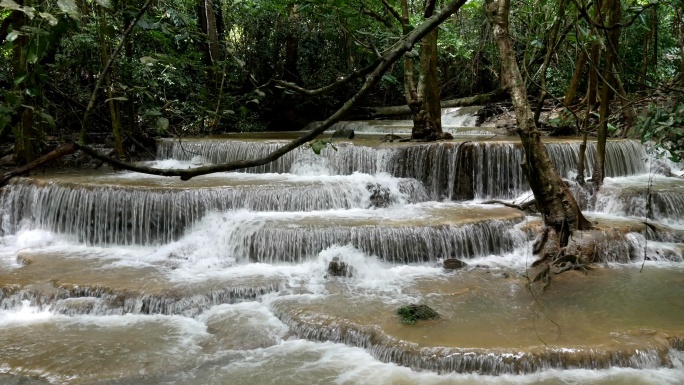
[482,198,536,211]
[362,87,509,117]
[0,143,77,186]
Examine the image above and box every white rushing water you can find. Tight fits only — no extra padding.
[0,129,683,383]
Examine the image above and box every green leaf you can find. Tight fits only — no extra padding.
[310,141,325,155]
[13,74,28,86]
[94,0,111,8]
[144,110,163,116]
[105,96,129,102]
[156,117,169,133]
[39,112,55,129]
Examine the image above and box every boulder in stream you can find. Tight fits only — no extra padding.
[396,304,439,324]
[326,257,354,278]
[442,258,468,270]
[331,128,355,139]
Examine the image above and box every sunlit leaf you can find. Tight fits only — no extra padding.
[94,0,111,8]
[57,0,79,19]
[0,0,21,11]
[39,12,59,26]
[6,30,21,42]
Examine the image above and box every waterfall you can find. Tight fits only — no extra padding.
[157,138,647,200]
[0,175,427,245]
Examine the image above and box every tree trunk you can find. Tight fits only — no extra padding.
[198,0,219,67]
[99,7,124,159]
[675,6,684,84]
[592,0,621,186]
[485,0,591,250]
[283,5,300,83]
[563,50,586,106]
[400,0,420,120]
[412,0,444,140]
[12,0,37,165]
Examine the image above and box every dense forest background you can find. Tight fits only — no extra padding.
[1,0,683,165]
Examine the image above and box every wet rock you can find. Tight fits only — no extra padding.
[442,258,467,270]
[0,154,14,167]
[326,257,353,278]
[366,182,392,208]
[381,134,403,142]
[652,159,674,177]
[331,128,355,139]
[396,304,439,324]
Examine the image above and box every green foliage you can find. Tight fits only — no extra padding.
[636,102,684,163]
[396,304,439,325]
[309,139,337,155]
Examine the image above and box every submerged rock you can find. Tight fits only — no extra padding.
[442,258,467,270]
[380,134,403,142]
[331,128,355,139]
[396,304,439,324]
[366,182,392,208]
[326,257,354,278]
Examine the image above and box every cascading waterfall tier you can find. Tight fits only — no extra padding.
[0,173,427,245]
[0,253,286,317]
[271,267,684,375]
[157,137,647,200]
[590,175,684,222]
[157,203,528,264]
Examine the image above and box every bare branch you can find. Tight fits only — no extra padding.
[267,60,380,96]
[381,0,404,23]
[570,0,658,30]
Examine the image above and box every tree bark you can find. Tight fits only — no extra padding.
[485,0,591,248]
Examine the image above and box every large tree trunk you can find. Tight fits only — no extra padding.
[592,0,621,186]
[400,0,444,140]
[485,0,591,250]
[413,0,444,140]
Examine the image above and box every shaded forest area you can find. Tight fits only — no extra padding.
[1,0,683,165]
